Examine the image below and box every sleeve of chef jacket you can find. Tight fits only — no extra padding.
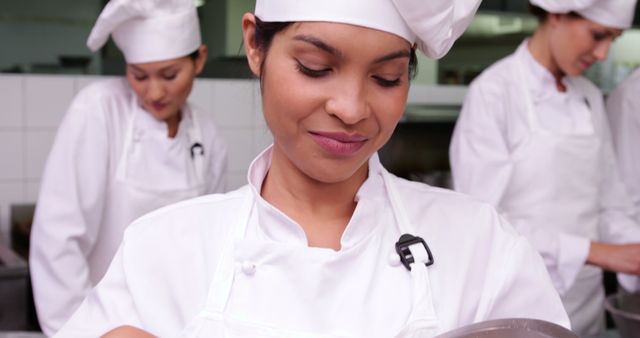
[29,91,109,336]
[474,211,571,329]
[596,107,640,292]
[198,108,228,194]
[53,246,144,338]
[605,78,640,224]
[450,77,589,295]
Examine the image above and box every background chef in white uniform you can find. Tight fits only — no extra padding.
[56,0,571,337]
[449,0,640,336]
[28,0,228,335]
[606,68,640,223]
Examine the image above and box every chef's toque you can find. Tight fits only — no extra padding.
[530,0,637,29]
[87,0,202,64]
[254,0,482,59]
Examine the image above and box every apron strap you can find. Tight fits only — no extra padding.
[514,51,595,134]
[381,169,440,327]
[204,189,255,313]
[513,54,541,132]
[381,170,413,235]
[118,105,207,189]
[115,104,139,181]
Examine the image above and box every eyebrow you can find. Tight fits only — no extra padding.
[293,34,342,58]
[128,64,178,73]
[373,50,411,64]
[293,34,411,64]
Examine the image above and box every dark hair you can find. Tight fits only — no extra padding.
[528,4,583,23]
[528,4,548,22]
[188,48,200,60]
[253,17,418,80]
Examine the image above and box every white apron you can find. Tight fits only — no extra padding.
[500,59,604,336]
[89,104,208,282]
[179,169,441,338]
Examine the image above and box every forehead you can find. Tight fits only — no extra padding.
[127,57,189,72]
[565,16,624,37]
[278,21,412,50]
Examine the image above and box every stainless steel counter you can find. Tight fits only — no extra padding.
[0,333,44,338]
[592,330,621,338]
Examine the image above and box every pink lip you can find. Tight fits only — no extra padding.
[151,102,167,111]
[309,131,368,156]
[580,60,593,69]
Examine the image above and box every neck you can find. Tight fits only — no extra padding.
[528,29,567,91]
[165,111,182,138]
[261,145,369,250]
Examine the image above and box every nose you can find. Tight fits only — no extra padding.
[146,79,166,102]
[324,78,370,125]
[593,40,613,61]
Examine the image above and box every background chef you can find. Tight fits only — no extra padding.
[28,0,228,335]
[450,0,640,336]
[56,0,570,337]
[606,68,640,224]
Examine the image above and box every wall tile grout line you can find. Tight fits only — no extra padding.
[21,76,28,206]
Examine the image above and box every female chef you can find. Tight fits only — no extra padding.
[606,68,640,223]
[56,0,571,337]
[449,0,640,336]
[28,0,227,335]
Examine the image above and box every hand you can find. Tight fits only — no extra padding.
[101,326,156,338]
[587,242,640,275]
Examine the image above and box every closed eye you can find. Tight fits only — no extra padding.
[590,29,618,42]
[373,75,402,88]
[296,60,331,78]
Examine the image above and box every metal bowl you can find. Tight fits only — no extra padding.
[435,318,578,338]
[604,293,640,338]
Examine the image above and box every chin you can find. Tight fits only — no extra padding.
[564,65,585,77]
[301,157,369,184]
[151,110,173,122]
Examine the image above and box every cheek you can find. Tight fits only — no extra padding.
[126,77,146,99]
[551,36,577,69]
[261,62,318,131]
[372,89,407,134]
[168,77,194,103]
[559,27,592,59]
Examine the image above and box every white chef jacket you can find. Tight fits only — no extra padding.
[606,68,640,223]
[450,41,640,332]
[29,78,227,336]
[56,146,569,337]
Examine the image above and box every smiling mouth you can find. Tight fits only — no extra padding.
[580,59,593,69]
[309,131,368,156]
[151,102,167,111]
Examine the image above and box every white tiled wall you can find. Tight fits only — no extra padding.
[25,76,75,129]
[0,75,23,128]
[0,74,268,245]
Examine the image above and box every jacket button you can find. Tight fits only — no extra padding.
[241,261,256,275]
[388,252,401,267]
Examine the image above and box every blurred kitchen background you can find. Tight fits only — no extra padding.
[1,0,640,334]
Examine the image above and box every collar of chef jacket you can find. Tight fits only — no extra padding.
[246,146,389,249]
[515,40,586,104]
[514,40,596,134]
[133,100,192,143]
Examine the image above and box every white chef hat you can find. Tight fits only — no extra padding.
[254,0,481,59]
[530,0,637,29]
[87,0,202,64]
